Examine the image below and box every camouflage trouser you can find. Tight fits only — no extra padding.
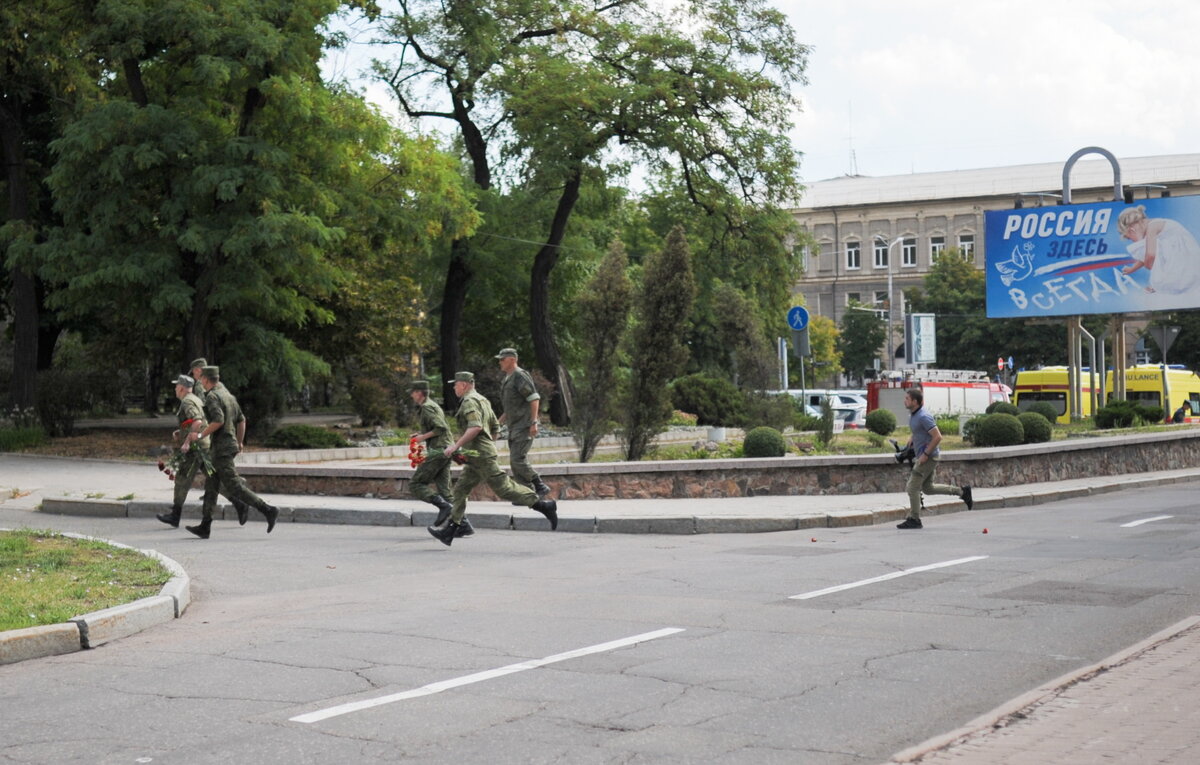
[201,448,270,520]
[450,454,537,524]
[905,457,962,519]
[507,435,541,488]
[173,447,249,516]
[410,452,452,504]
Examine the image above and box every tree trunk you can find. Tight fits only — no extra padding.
[1,100,38,410]
[529,169,582,425]
[439,237,472,406]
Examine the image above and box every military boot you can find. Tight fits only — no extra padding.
[185,517,212,539]
[454,518,475,538]
[156,508,182,528]
[234,499,250,525]
[533,479,552,498]
[531,498,558,530]
[261,505,279,533]
[431,495,453,527]
[428,521,461,547]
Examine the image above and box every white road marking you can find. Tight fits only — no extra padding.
[290,627,686,724]
[789,556,989,600]
[1120,515,1173,528]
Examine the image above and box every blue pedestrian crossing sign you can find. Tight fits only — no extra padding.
[787,306,810,331]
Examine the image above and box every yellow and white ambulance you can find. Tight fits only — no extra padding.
[1013,365,1200,424]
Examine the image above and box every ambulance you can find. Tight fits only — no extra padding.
[1012,365,1200,424]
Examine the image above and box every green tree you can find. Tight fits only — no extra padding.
[622,226,696,461]
[798,314,841,388]
[838,303,887,385]
[373,0,808,422]
[573,240,633,462]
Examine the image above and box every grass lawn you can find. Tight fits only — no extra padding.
[0,529,171,632]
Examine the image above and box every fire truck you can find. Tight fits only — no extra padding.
[867,370,1011,419]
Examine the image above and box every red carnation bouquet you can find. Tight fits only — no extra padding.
[408,436,426,468]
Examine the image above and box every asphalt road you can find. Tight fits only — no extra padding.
[3,482,1200,764]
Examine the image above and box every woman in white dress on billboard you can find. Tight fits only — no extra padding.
[1119,204,1200,294]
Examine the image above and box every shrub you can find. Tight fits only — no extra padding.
[1018,411,1052,444]
[0,427,48,452]
[985,401,1021,416]
[741,392,795,432]
[1027,401,1060,424]
[794,412,822,431]
[264,424,350,450]
[962,414,988,444]
[669,373,745,426]
[742,426,787,457]
[1094,399,1163,429]
[668,410,699,426]
[36,368,91,437]
[350,377,392,427]
[864,408,897,436]
[973,413,1024,447]
[936,416,961,436]
[816,397,836,448]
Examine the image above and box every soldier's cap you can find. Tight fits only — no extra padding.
[189,357,207,370]
[408,380,430,393]
[171,374,195,388]
[494,347,519,359]
[447,371,475,384]
[200,365,220,380]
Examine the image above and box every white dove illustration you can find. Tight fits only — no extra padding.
[994,243,1034,286]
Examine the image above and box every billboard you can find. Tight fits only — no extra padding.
[905,313,936,364]
[985,195,1200,318]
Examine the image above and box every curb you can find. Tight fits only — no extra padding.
[0,530,190,666]
[885,614,1200,763]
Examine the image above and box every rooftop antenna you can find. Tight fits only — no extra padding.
[847,101,858,175]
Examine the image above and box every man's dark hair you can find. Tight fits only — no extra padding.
[905,387,924,407]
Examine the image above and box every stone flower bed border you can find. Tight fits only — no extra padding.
[0,531,189,666]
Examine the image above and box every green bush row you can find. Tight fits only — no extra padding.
[0,427,49,452]
[264,424,350,450]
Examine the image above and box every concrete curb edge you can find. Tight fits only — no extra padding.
[0,529,189,665]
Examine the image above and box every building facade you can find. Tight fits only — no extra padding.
[791,153,1200,368]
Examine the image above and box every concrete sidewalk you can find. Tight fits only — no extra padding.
[889,615,1200,764]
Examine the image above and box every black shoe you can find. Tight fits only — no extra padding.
[156,510,181,528]
[533,480,552,498]
[962,486,974,511]
[531,498,558,531]
[431,496,453,527]
[235,501,249,526]
[262,505,278,533]
[454,518,475,538]
[186,519,212,539]
[428,522,458,547]
[897,517,923,530]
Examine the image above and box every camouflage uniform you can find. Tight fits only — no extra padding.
[448,388,538,524]
[200,378,273,521]
[410,395,453,504]
[499,364,543,490]
[170,389,211,513]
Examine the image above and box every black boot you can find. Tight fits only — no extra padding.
[235,500,250,525]
[533,479,552,498]
[454,518,475,538]
[156,508,182,528]
[532,498,558,531]
[185,517,212,539]
[431,495,453,527]
[261,505,278,533]
[428,521,460,547]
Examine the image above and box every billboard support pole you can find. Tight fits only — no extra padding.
[1061,147,1125,420]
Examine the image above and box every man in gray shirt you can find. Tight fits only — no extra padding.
[898,388,973,529]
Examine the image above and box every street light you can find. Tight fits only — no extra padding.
[874,235,906,371]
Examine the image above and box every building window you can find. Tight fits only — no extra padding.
[930,235,945,261]
[874,290,889,307]
[846,292,861,306]
[846,241,861,270]
[902,238,917,267]
[959,234,975,259]
[796,244,808,273]
[873,241,888,269]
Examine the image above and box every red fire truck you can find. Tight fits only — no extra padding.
[867,370,1011,419]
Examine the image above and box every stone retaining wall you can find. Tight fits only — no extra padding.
[239,429,1200,501]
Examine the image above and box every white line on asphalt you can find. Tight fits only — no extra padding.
[1120,515,1174,528]
[789,556,989,600]
[289,627,686,724]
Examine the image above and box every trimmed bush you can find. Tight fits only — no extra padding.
[973,413,1024,447]
[670,374,745,426]
[350,377,392,427]
[962,414,988,444]
[742,392,796,432]
[742,426,787,457]
[794,413,822,431]
[1094,399,1164,429]
[985,401,1020,416]
[1018,411,1052,444]
[1027,401,1060,424]
[864,408,897,436]
[264,424,350,450]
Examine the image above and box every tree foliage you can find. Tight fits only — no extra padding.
[622,225,696,460]
[838,303,887,384]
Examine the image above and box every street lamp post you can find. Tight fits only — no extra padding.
[875,235,906,371]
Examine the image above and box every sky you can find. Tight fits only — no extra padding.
[783,0,1200,182]
[322,1,1200,184]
